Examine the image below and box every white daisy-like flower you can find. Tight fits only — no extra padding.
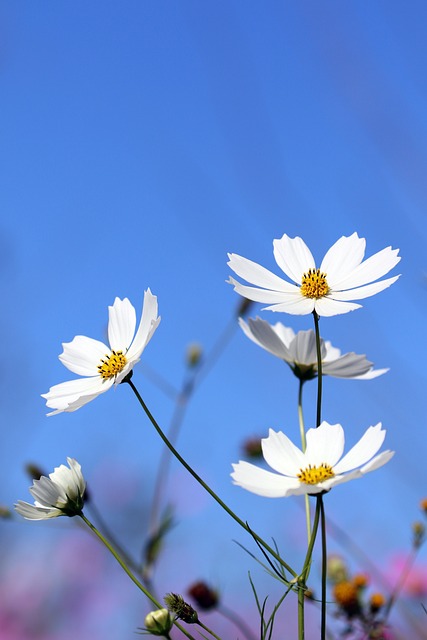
[15,457,86,520]
[239,317,387,380]
[231,422,394,498]
[42,290,160,415]
[228,233,400,316]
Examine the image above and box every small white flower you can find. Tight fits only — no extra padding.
[42,290,160,415]
[15,458,86,520]
[231,422,394,498]
[239,317,387,380]
[228,233,400,316]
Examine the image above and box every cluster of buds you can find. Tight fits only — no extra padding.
[328,556,388,636]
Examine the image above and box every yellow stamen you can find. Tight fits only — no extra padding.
[297,463,335,485]
[98,350,127,380]
[300,268,329,299]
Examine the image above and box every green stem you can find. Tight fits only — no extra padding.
[319,496,327,640]
[298,497,321,640]
[197,620,223,640]
[126,378,297,579]
[79,512,196,640]
[298,379,311,544]
[312,311,322,427]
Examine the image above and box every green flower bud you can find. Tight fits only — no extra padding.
[144,608,173,636]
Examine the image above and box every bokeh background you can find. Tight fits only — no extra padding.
[1,1,427,638]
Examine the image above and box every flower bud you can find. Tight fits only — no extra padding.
[327,555,348,584]
[353,573,369,589]
[144,608,173,636]
[242,436,263,459]
[369,592,386,613]
[164,593,198,624]
[186,343,203,368]
[333,581,360,617]
[412,521,425,549]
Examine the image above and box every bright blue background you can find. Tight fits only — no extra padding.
[1,2,426,638]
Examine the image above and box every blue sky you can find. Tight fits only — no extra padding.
[2,1,427,637]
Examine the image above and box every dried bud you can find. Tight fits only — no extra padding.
[144,608,173,636]
[186,343,203,368]
[412,521,426,549]
[242,436,263,459]
[420,498,427,514]
[164,593,198,624]
[369,593,386,613]
[188,581,219,610]
[327,555,349,584]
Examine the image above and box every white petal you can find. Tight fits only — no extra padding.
[320,233,366,283]
[323,341,342,362]
[352,367,388,380]
[239,318,292,360]
[272,324,295,347]
[263,296,315,315]
[231,461,300,497]
[30,476,63,506]
[333,424,386,474]
[261,429,306,476]
[15,501,62,520]
[360,449,394,473]
[330,276,400,301]
[126,289,161,362]
[273,235,315,284]
[108,298,136,352]
[329,246,400,291]
[59,336,109,376]
[290,330,325,365]
[304,423,345,467]
[228,278,300,304]
[228,253,296,291]
[42,376,112,415]
[314,297,362,317]
[322,353,374,378]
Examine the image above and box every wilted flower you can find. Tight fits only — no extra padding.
[15,458,86,520]
[228,233,400,316]
[231,422,393,498]
[333,581,361,617]
[239,317,387,380]
[42,290,160,415]
[143,608,173,636]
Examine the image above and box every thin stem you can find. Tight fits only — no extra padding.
[298,497,321,640]
[319,496,327,640]
[197,620,223,640]
[298,379,311,543]
[79,512,196,640]
[383,547,420,621]
[312,311,322,427]
[218,604,257,640]
[126,378,298,578]
[86,498,139,574]
[149,314,238,536]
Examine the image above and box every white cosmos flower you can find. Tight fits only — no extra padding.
[42,290,160,415]
[239,317,387,380]
[15,458,86,520]
[228,233,400,316]
[231,422,394,498]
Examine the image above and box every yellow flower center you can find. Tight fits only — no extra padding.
[297,463,335,485]
[98,350,127,380]
[300,269,330,299]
